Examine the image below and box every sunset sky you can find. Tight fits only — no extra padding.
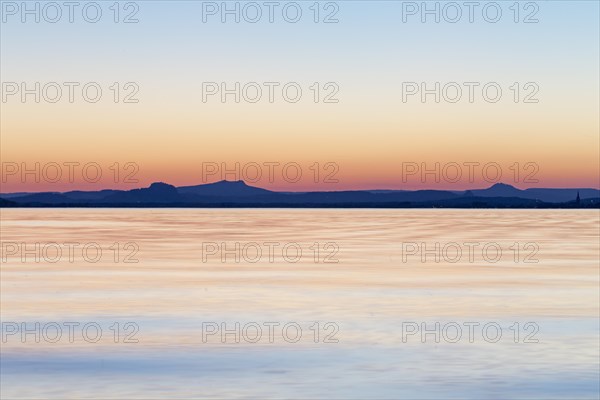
[1,1,599,192]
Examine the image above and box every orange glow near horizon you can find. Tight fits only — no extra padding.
[2,100,599,193]
[1,157,598,193]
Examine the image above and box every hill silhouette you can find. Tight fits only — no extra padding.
[471,183,599,203]
[178,180,273,197]
[1,181,598,208]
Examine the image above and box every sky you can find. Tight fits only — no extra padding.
[1,0,599,192]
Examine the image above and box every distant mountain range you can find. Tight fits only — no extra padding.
[1,181,598,208]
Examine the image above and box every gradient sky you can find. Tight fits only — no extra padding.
[1,0,599,192]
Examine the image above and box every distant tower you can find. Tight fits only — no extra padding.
[576,191,581,205]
